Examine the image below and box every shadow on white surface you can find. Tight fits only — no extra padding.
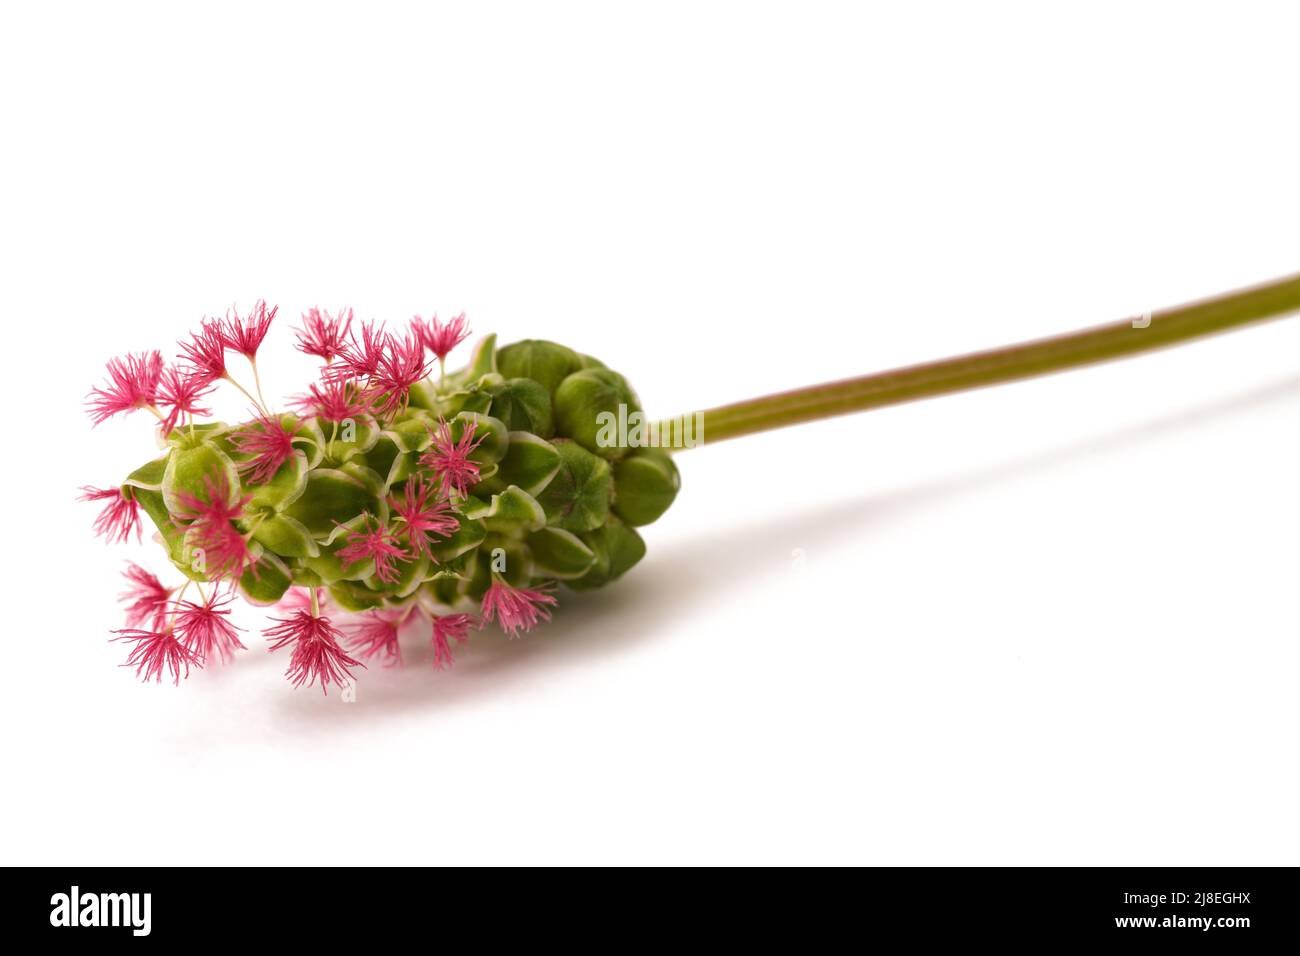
[268,371,1300,725]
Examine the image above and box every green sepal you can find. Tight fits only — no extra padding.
[166,421,230,448]
[282,468,382,538]
[553,367,642,459]
[324,413,380,462]
[366,552,429,597]
[337,461,387,499]
[611,448,681,527]
[452,411,509,465]
[425,512,487,563]
[244,448,310,511]
[289,415,328,469]
[290,564,324,588]
[238,551,294,606]
[486,377,555,437]
[570,516,646,590]
[463,484,547,533]
[382,414,436,453]
[162,440,240,513]
[526,526,597,579]
[535,440,611,532]
[328,580,387,612]
[464,333,498,380]
[249,512,320,559]
[496,339,584,395]
[472,431,560,497]
[123,454,169,492]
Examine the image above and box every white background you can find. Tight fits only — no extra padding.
[2,2,1299,865]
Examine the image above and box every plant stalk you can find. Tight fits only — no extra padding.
[684,272,1300,445]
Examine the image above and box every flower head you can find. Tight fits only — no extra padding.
[336,513,409,584]
[295,306,354,363]
[344,610,404,664]
[118,562,173,629]
[219,300,277,359]
[156,364,216,435]
[290,378,375,423]
[415,312,471,362]
[85,350,164,425]
[178,319,229,384]
[431,613,473,669]
[479,581,557,638]
[229,412,296,485]
[265,610,363,694]
[80,486,142,544]
[418,418,485,498]
[171,470,255,580]
[112,626,200,685]
[172,589,246,663]
[387,474,459,561]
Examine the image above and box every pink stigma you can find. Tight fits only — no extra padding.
[295,306,354,363]
[265,610,364,694]
[418,418,485,499]
[479,581,557,638]
[112,627,200,685]
[229,412,296,485]
[388,474,459,561]
[336,514,410,585]
[172,589,246,664]
[219,300,277,359]
[431,613,474,669]
[80,486,142,544]
[85,350,164,425]
[415,312,471,361]
[118,562,174,630]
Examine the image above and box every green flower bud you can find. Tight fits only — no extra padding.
[553,368,641,459]
[496,339,584,394]
[486,377,554,437]
[611,448,680,527]
[535,439,612,532]
[569,515,646,590]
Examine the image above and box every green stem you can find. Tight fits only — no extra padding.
[685,272,1300,445]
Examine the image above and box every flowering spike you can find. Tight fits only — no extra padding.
[265,610,363,694]
[172,589,246,663]
[112,627,200,685]
[178,319,229,385]
[80,486,142,544]
[479,581,557,638]
[418,418,485,499]
[415,312,471,362]
[431,613,473,669]
[219,300,277,359]
[294,306,354,363]
[387,475,458,561]
[118,562,174,629]
[344,610,404,664]
[229,411,296,484]
[85,350,163,425]
[336,513,409,584]
[156,364,215,435]
[171,470,255,581]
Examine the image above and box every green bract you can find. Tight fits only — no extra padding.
[121,337,679,612]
